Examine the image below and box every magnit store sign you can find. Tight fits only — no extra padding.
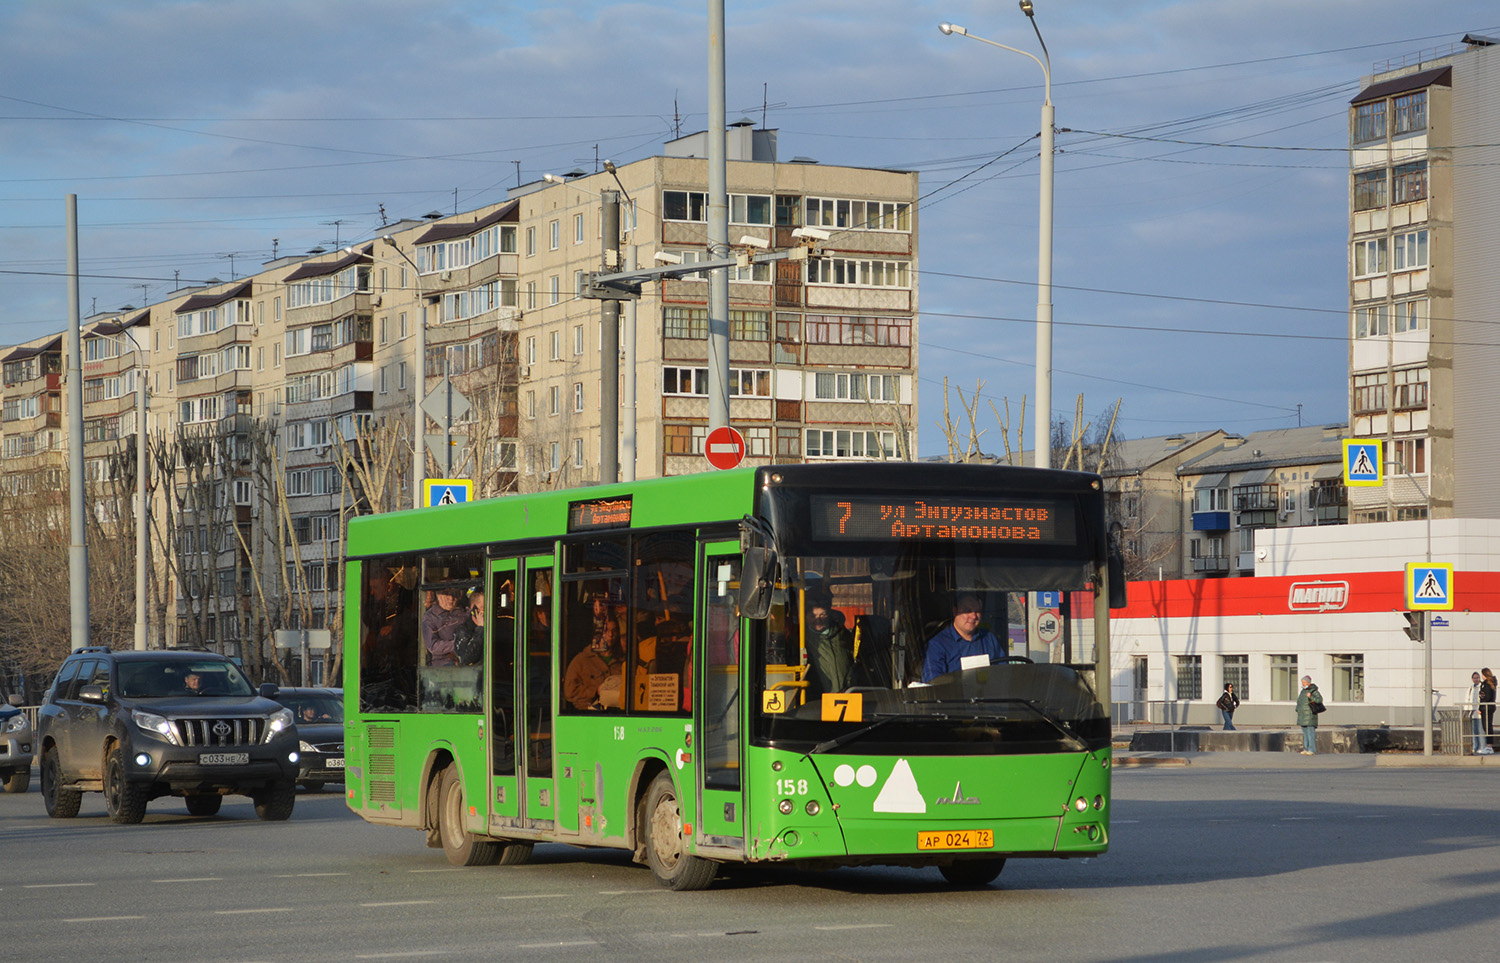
[1287,580,1349,612]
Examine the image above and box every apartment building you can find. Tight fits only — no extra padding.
[1347,33,1500,522]
[0,127,918,658]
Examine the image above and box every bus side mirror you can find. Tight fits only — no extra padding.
[1107,553,1127,610]
[738,547,777,620]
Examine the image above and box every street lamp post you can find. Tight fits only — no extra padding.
[941,5,1054,467]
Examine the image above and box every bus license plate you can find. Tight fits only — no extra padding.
[917,829,993,851]
[200,752,249,766]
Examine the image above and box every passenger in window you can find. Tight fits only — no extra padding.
[564,619,624,710]
[422,588,469,667]
[452,590,485,667]
[921,594,1006,682]
[805,595,852,695]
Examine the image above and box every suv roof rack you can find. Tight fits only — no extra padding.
[71,646,112,654]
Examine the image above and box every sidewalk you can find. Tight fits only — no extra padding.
[1113,723,1500,768]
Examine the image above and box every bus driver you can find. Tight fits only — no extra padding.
[922,593,1006,682]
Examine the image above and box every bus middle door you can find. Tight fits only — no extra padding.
[486,558,520,827]
[517,556,556,831]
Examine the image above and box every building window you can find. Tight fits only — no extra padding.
[573,325,584,356]
[1395,298,1428,333]
[1353,169,1386,212]
[1353,238,1387,277]
[814,371,900,402]
[808,257,910,288]
[804,428,897,460]
[1193,487,1228,512]
[1270,655,1299,701]
[805,314,911,347]
[1331,654,1364,702]
[663,423,707,455]
[664,306,709,339]
[1175,655,1202,700]
[549,275,559,305]
[1353,100,1385,145]
[1392,161,1427,204]
[1222,655,1249,701]
[549,442,559,472]
[526,281,537,310]
[1392,366,1428,410]
[526,390,535,418]
[550,331,561,360]
[525,227,536,257]
[742,425,771,457]
[574,213,584,244]
[1354,304,1389,339]
[1393,229,1427,271]
[1388,437,1426,475]
[573,438,584,469]
[548,386,559,416]
[1391,90,1426,136]
[776,427,800,458]
[572,383,583,412]
[549,219,559,251]
[804,196,910,232]
[1352,372,1386,414]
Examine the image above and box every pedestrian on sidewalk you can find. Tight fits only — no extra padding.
[1482,668,1497,752]
[1295,676,1324,755]
[1466,671,1493,755]
[1216,682,1240,731]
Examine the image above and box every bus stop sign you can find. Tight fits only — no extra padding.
[704,425,746,470]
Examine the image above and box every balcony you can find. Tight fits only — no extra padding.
[1192,511,1230,532]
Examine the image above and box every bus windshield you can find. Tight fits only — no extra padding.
[752,545,1108,755]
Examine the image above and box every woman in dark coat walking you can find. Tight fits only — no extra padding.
[1216,682,1240,731]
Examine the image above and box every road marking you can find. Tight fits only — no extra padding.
[154,877,223,883]
[353,952,454,960]
[497,893,565,900]
[598,888,667,895]
[63,915,145,922]
[1112,819,1140,824]
[408,868,466,874]
[815,924,894,931]
[25,883,95,889]
[361,900,438,908]
[1279,817,1316,821]
[1353,814,1389,819]
[215,907,294,915]
[276,872,350,878]
[516,941,601,949]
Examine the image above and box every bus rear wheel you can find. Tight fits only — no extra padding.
[940,858,1006,886]
[642,771,717,891]
[438,766,501,867]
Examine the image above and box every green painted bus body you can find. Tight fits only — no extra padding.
[343,464,1111,883]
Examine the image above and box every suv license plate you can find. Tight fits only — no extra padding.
[327,757,345,768]
[200,752,250,766]
[917,829,994,851]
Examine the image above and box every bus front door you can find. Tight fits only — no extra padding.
[517,556,555,830]
[696,543,745,850]
[486,559,520,823]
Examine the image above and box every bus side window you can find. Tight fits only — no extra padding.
[632,531,695,714]
[561,577,626,712]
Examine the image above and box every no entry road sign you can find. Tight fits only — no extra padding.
[704,425,746,470]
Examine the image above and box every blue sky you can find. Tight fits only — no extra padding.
[3,0,1497,457]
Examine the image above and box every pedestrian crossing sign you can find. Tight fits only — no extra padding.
[1343,439,1381,487]
[422,478,472,508]
[1405,562,1454,610]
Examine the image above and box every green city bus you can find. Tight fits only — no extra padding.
[343,462,1117,890]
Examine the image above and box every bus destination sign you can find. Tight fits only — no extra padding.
[810,494,1075,545]
[568,496,633,532]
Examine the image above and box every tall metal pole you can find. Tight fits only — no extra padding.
[706,0,730,432]
[600,190,622,483]
[135,349,149,649]
[622,244,638,482]
[65,195,90,650]
[383,237,425,508]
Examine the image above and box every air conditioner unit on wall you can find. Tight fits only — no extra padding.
[440,271,452,281]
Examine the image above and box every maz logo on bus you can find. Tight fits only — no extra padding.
[1287,580,1349,612]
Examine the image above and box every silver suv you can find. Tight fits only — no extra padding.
[36,648,300,823]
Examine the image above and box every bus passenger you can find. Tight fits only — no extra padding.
[806,597,852,695]
[564,620,624,710]
[422,588,469,667]
[921,594,1005,682]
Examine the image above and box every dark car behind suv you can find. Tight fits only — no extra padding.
[264,686,344,791]
[36,648,300,823]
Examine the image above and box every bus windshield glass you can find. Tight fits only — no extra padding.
[752,541,1108,755]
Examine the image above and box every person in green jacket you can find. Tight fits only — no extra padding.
[1295,676,1324,755]
[806,596,852,696]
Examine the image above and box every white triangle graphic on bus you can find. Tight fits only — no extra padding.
[872,758,926,813]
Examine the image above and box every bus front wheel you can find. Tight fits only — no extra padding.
[642,772,717,891]
[438,766,501,867]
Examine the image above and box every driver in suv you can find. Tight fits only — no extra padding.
[36,648,300,823]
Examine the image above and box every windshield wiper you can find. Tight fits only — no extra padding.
[805,712,943,756]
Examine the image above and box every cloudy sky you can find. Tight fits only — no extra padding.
[3,0,1497,457]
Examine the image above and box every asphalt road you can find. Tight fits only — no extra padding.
[2,761,1496,963]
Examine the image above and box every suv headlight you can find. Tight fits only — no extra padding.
[264,707,294,744]
[3,714,27,734]
[133,710,180,746]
